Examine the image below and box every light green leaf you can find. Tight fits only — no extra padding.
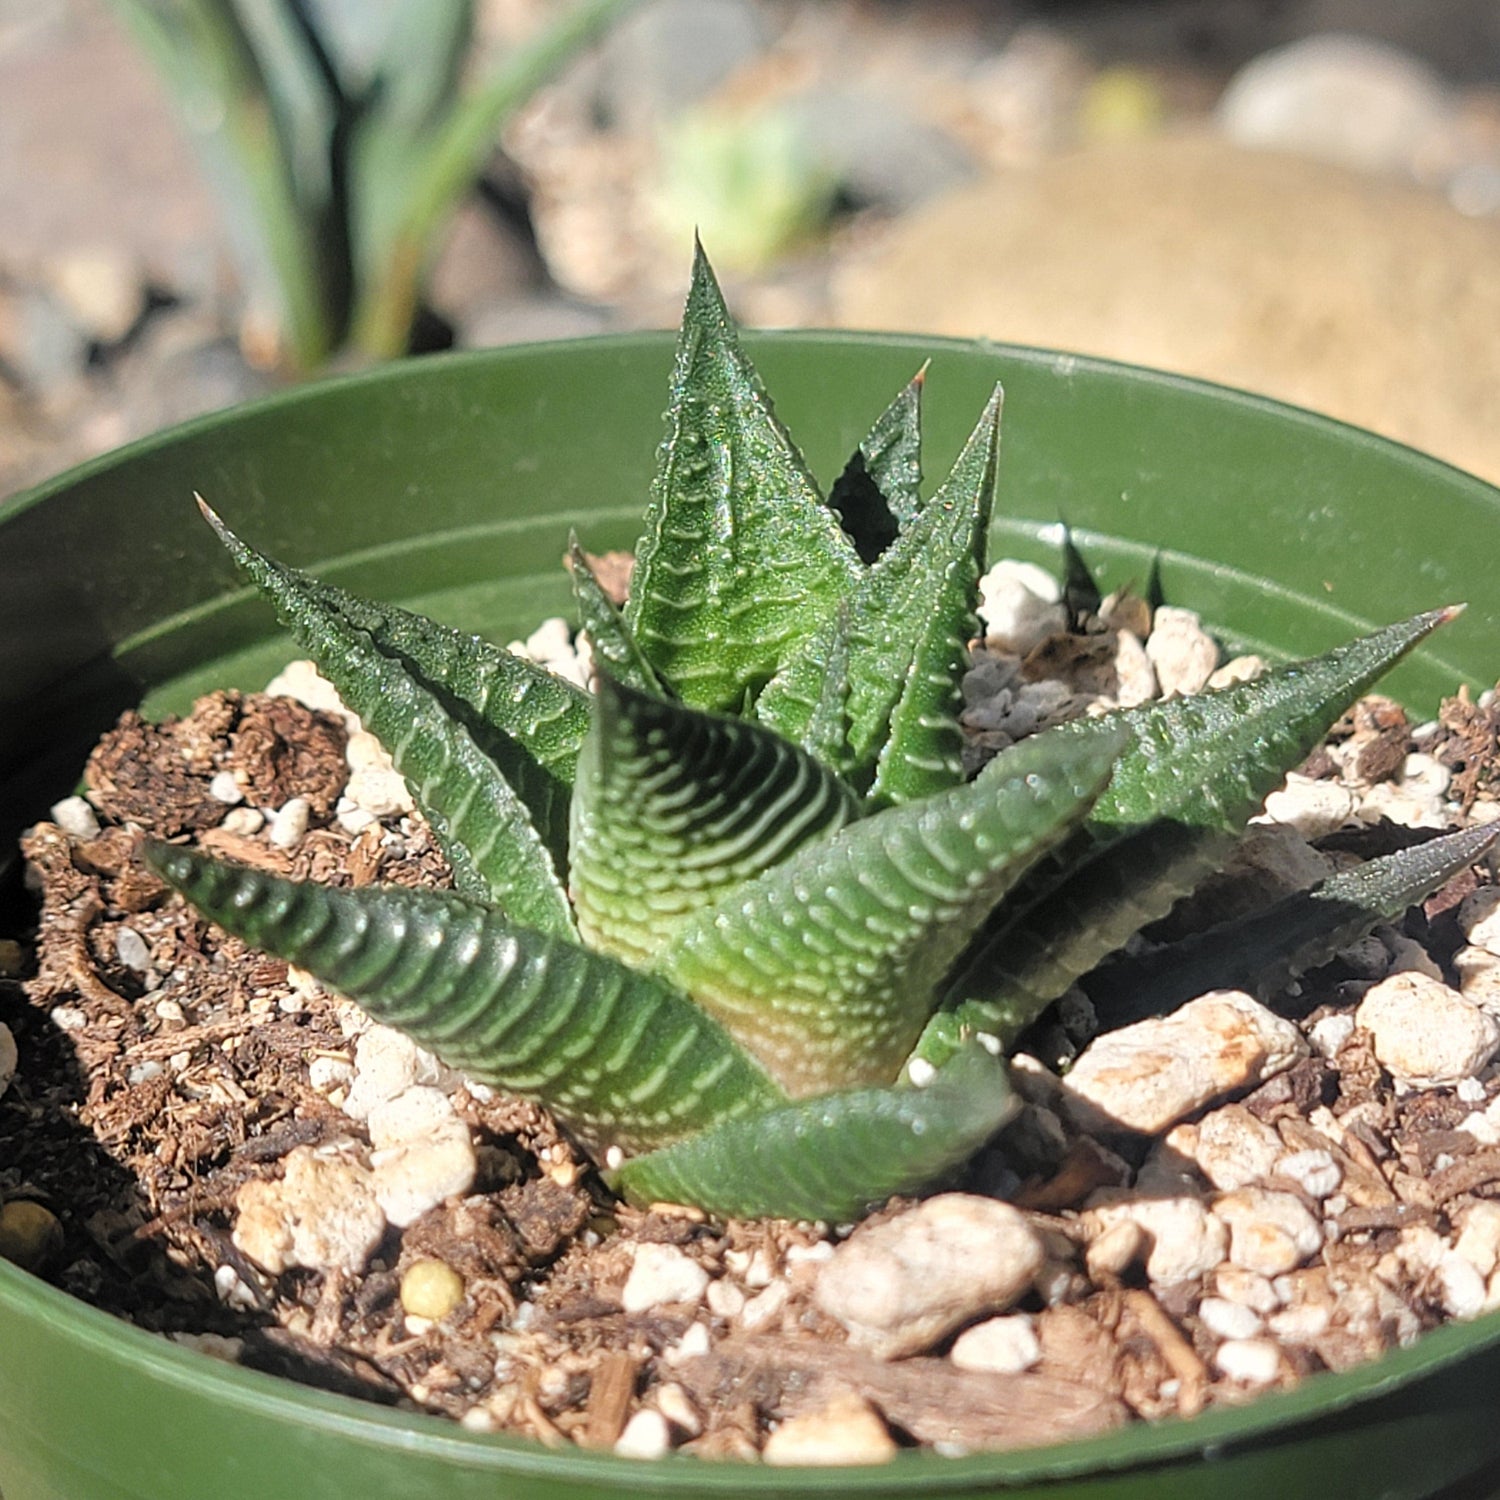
[569,674,861,969]
[624,241,860,710]
[145,842,782,1151]
[658,723,1125,1098]
[609,1041,1018,1221]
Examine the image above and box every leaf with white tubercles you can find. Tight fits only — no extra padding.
[609,1041,1017,1221]
[624,242,859,712]
[657,722,1126,1099]
[199,503,576,933]
[566,535,662,695]
[826,365,925,562]
[925,607,1462,1056]
[568,674,862,970]
[145,842,783,1151]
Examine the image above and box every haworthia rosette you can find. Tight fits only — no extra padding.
[199,502,575,934]
[609,1041,1018,1221]
[569,675,862,969]
[145,842,783,1151]
[658,723,1126,1098]
[624,242,859,712]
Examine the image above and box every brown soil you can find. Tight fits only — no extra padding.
[4,679,1500,1459]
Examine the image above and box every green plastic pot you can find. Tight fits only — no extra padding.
[3,332,1500,1500]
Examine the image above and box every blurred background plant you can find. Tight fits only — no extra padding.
[108,0,642,369]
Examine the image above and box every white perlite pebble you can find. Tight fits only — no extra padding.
[976,559,1066,654]
[233,1145,386,1275]
[1214,1188,1324,1276]
[1459,887,1500,958]
[208,770,243,805]
[1355,972,1500,1088]
[814,1194,1045,1358]
[1214,1265,1281,1315]
[1308,1013,1356,1059]
[49,794,101,841]
[366,1087,476,1228]
[740,1279,790,1332]
[221,806,264,836]
[1112,630,1158,707]
[342,1026,438,1120]
[1275,1149,1342,1200]
[308,1055,354,1093]
[614,1409,672,1460]
[1060,990,1306,1135]
[1258,774,1357,838]
[1144,606,1218,697]
[268,796,311,851]
[763,1390,897,1467]
[621,1243,711,1313]
[1214,1337,1282,1387]
[344,729,414,818]
[265,660,355,724]
[1170,1103,1284,1192]
[115,927,152,974]
[1083,1194,1228,1286]
[0,1022,16,1100]
[1454,1202,1500,1281]
[1198,1296,1263,1341]
[950,1313,1041,1374]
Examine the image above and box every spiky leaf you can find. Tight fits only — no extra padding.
[145,842,782,1151]
[609,1041,1017,1221]
[756,387,1001,800]
[200,503,575,932]
[566,536,662,695]
[1058,522,1102,627]
[826,365,925,562]
[658,723,1126,1098]
[624,242,859,711]
[569,675,862,969]
[1086,822,1500,1026]
[935,608,1458,1046]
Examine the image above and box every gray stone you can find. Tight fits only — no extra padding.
[833,134,1500,488]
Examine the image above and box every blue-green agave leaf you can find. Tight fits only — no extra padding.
[658,722,1127,1099]
[608,1040,1018,1221]
[569,674,862,970]
[566,534,663,695]
[200,501,577,933]
[931,607,1460,1052]
[145,842,783,1151]
[1088,822,1500,1027]
[826,364,925,562]
[623,241,860,711]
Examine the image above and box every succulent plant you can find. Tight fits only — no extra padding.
[145,246,1490,1222]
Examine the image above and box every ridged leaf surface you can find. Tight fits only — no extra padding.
[146,843,783,1151]
[569,676,862,969]
[937,609,1457,1041]
[658,724,1125,1098]
[623,243,859,711]
[609,1041,1018,1221]
[567,536,662,695]
[201,504,575,933]
[826,366,925,562]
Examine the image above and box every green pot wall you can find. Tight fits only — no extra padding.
[3,333,1500,1500]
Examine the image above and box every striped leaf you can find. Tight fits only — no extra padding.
[756,387,1001,799]
[568,674,861,968]
[145,842,782,1151]
[1086,822,1500,1027]
[826,365,925,562]
[658,723,1126,1098]
[609,1041,1018,1221]
[932,608,1460,1051]
[623,241,860,711]
[566,535,662,695]
[201,502,576,933]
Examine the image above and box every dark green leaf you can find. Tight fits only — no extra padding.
[609,1041,1017,1221]
[658,722,1125,1099]
[1087,823,1500,1026]
[145,842,782,1151]
[826,365,925,562]
[566,535,662,695]
[200,502,575,933]
[1058,521,1102,627]
[569,674,861,968]
[624,242,859,710]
